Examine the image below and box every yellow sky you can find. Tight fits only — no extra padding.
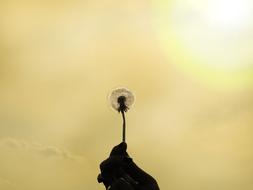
[1,1,253,190]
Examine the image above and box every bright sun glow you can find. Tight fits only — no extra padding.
[207,0,251,29]
[165,0,253,72]
[154,0,253,87]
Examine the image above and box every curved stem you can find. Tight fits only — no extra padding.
[121,110,126,142]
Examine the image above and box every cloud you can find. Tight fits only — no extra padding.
[0,137,77,160]
[0,138,27,149]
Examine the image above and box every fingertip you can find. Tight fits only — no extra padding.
[119,142,127,150]
[110,142,128,156]
[97,174,103,183]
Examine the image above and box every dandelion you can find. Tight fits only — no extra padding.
[109,87,135,142]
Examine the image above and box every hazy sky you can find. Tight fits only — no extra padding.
[1,1,253,190]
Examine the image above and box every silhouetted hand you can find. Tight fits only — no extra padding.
[98,142,159,190]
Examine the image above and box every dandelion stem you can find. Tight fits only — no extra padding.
[121,110,126,142]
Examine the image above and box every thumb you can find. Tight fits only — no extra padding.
[110,142,128,157]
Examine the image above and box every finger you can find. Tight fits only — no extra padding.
[97,174,103,183]
[110,142,128,156]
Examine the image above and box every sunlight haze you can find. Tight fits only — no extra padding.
[1,1,253,190]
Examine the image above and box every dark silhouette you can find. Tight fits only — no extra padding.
[100,90,159,189]
[98,142,160,190]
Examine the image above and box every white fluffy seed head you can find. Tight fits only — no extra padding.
[109,87,135,112]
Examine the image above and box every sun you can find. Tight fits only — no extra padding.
[206,0,251,30]
[152,0,253,88]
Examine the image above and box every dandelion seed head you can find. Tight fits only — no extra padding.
[109,87,135,112]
